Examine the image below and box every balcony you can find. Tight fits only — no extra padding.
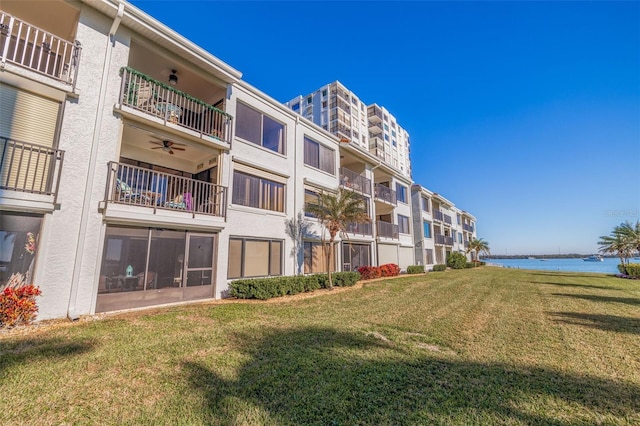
[346,221,372,236]
[1,137,65,203]
[119,67,232,144]
[444,214,452,225]
[0,11,81,87]
[368,121,383,134]
[376,221,399,239]
[106,162,227,218]
[463,223,474,232]
[374,183,397,206]
[464,240,470,248]
[435,234,454,246]
[367,106,383,123]
[433,209,444,222]
[339,167,371,196]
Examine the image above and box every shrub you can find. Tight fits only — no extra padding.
[618,264,627,274]
[624,263,640,277]
[433,264,447,272]
[379,263,400,277]
[229,272,361,300]
[406,265,425,274]
[446,252,467,270]
[465,262,476,268]
[357,266,382,280]
[0,284,42,328]
[480,261,487,266]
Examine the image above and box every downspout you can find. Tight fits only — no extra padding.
[293,115,299,275]
[67,1,125,320]
[370,160,382,265]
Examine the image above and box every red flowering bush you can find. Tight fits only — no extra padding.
[379,263,401,277]
[0,284,42,328]
[357,266,382,280]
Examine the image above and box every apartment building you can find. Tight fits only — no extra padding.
[0,0,477,321]
[286,82,412,179]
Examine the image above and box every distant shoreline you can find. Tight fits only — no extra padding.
[485,254,619,260]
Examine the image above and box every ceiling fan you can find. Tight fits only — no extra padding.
[149,139,186,155]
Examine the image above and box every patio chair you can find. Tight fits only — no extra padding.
[165,192,192,210]
[115,178,149,203]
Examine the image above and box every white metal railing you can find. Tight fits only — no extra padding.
[106,162,227,218]
[119,67,233,143]
[0,11,81,87]
[0,137,65,202]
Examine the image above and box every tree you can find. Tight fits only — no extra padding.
[598,221,639,270]
[466,238,490,266]
[284,212,315,275]
[305,188,370,288]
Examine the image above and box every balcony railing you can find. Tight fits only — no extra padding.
[346,221,372,236]
[433,209,444,222]
[0,137,64,202]
[464,240,470,248]
[376,221,399,239]
[435,234,454,246]
[340,167,371,196]
[444,214,452,225]
[119,67,232,143]
[106,162,227,218]
[0,11,81,87]
[374,183,397,205]
[463,223,474,232]
[367,106,382,122]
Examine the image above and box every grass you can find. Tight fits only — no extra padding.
[1,267,639,425]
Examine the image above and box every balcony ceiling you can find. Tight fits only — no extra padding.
[121,122,219,173]
[2,0,79,41]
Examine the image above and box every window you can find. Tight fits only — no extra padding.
[398,214,410,234]
[457,214,462,225]
[232,171,285,212]
[304,241,336,273]
[392,140,397,147]
[322,89,327,97]
[307,96,312,104]
[228,238,282,278]
[426,249,434,264]
[0,212,43,285]
[342,242,370,271]
[304,189,319,217]
[236,102,285,154]
[458,233,463,243]
[423,221,431,238]
[396,183,407,203]
[422,196,430,212]
[304,136,335,175]
[384,134,389,141]
[292,103,300,112]
[322,100,327,109]
[391,130,396,137]
[384,124,389,131]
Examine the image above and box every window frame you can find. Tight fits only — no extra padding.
[232,170,286,213]
[398,214,410,234]
[303,136,336,175]
[235,101,286,155]
[227,237,283,279]
[423,221,432,238]
[396,183,408,203]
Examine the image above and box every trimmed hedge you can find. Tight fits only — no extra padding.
[406,265,425,274]
[229,272,360,300]
[357,264,401,280]
[465,262,477,268]
[620,263,640,277]
[433,264,447,272]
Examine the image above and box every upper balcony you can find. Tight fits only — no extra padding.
[105,161,227,219]
[443,214,452,225]
[463,223,474,232]
[367,105,383,123]
[0,9,81,88]
[374,183,397,206]
[118,67,232,144]
[435,234,454,246]
[0,137,64,203]
[433,209,444,222]
[339,167,371,197]
[346,221,373,236]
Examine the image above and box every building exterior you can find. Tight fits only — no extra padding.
[0,0,478,321]
[285,82,412,179]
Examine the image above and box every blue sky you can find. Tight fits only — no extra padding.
[129,1,640,255]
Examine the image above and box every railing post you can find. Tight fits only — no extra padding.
[1,16,14,66]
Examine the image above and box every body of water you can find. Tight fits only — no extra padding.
[487,257,629,274]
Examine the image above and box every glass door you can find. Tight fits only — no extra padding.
[185,233,215,288]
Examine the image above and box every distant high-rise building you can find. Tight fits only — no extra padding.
[286,81,411,178]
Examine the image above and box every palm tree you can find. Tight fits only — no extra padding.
[599,221,639,270]
[466,238,490,266]
[305,188,370,288]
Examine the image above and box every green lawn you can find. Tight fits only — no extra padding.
[1,268,639,425]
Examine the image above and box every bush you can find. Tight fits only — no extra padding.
[229,272,360,300]
[0,284,42,328]
[406,265,425,274]
[379,263,400,277]
[624,263,640,277]
[618,264,627,274]
[446,252,467,270]
[357,266,382,280]
[480,261,487,266]
[433,264,447,272]
[465,262,477,268]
